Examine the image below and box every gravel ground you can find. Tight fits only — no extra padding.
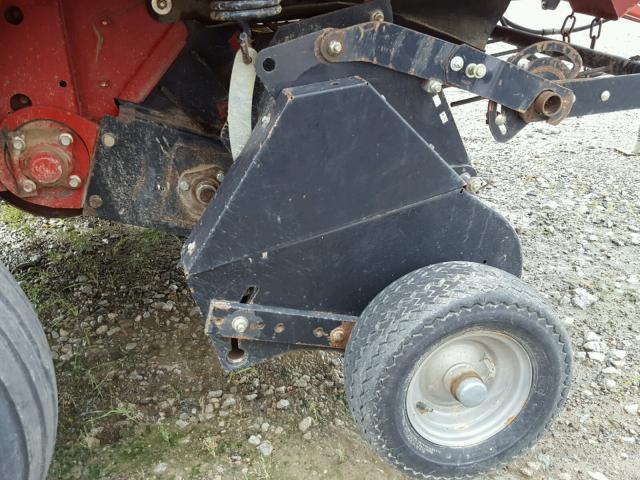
[0,6,639,480]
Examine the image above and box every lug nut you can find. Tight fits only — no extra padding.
[21,179,36,193]
[231,315,249,334]
[58,132,74,147]
[423,79,443,95]
[326,39,343,57]
[453,376,488,408]
[11,135,26,151]
[68,175,82,188]
[450,56,465,72]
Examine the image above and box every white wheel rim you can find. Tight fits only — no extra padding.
[405,330,533,448]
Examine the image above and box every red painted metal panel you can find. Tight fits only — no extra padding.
[60,0,187,121]
[568,0,638,19]
[0,0,187,209]
[624,3,640,20]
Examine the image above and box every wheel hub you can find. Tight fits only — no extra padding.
[405,330,533,447]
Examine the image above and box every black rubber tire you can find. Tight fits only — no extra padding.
[345,261,572,480]
[0,263,57,480]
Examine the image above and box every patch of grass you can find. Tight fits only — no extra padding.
[0,203,35,236]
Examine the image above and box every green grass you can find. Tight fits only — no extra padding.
[0,202,35,236]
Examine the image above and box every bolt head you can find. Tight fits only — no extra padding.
[495,114,507,126]
[423,79,443,95]
[231,315,249,334]
[11,135,26,151]
[152,0,172,15]
[600,90,611,102]
[22,179,36,193]
[178,180,190,192]
[517,58,530,70]
[454,377,488,408]
[102,133,116,148]
[88,195,103,209]
[371,10,384,22]
[474,63,487,79]
[58,132,74,147]
[327,39,343,57]
[216,171,225,182]
[450,56,465,72]
[68,175,82,188]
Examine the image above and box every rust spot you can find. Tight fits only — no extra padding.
[329,322,354,349]
[506,415,517,426]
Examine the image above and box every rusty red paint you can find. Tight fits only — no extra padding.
[26,152,65,185]
[568,0,638,19]
[0,107,98,209]
[0,0,187,210]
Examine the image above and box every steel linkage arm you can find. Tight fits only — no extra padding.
[256,21,576,125]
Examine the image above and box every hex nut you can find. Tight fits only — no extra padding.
[151,0,172,15]
[371,10,384,22]
[58,133,74,147]
[68,175,82,188]
[11,135,26,151]
[423,79,443,95]
[21,179,36,193]
[327,39,343,57]
[231,315,249,334]
[450,56,465,72]
[88,195,103,209]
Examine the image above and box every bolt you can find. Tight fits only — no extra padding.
[21,179,36,193]
[178,180,190,192]
[58,132,74,147]
[11,135,26,151]
[601,90,611,102]
[68,175,82,188]
[453,376,488,408]
[231,315,249,334]
[99,80,110,89]
[495,114,507,126]
[261,115,270,126]
[450,56,465,72]
[151,0,172,15]
[330,327,346,344]
[423,79,443,95]
[517,58,530,70]
[102,133,116,148]
[371,10,384,22]
[473,63,487,79]
[88,195,103,209]
[327,39,343,57]
[216,171,225,182]
[465,63,487,79]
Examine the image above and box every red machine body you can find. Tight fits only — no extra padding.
[0,0,637,212]
[569,0,638,19]
[0,0,186,210]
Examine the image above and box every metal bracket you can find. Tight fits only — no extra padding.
[256,21,576,124]
[208,300,357,349]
